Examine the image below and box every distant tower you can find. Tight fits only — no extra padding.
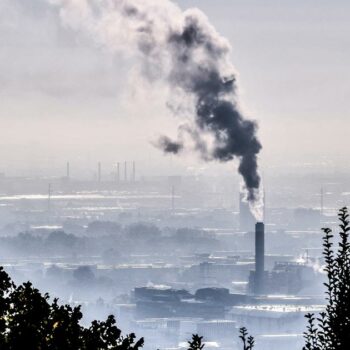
[66,162,70,179]
[168,176,182,211]
[98,162,102,183]
[254,222,265,295]
[132,161,136,182]
[320,186,324,222]
[171,185,175,211]
[124,161,127,182]
[117,162,120,183]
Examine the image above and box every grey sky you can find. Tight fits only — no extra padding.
[0,0,349,177]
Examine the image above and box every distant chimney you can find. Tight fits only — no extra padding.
[254,222,265,294]
[132,161,136,182]
[124,161,127,182]
[117,162,120,183]
[66,162,70,179]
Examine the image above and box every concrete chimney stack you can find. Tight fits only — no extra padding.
[255,222,265,294]
[132,161,136,182]
[117,162,120,183]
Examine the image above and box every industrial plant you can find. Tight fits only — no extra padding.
[0,161,340,350]
[1,0,349,348]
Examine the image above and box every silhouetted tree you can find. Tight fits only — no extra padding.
[187,334,205,350]
[303,207,350,350]
[46,231,78,249]
[0,267,144,350]
[239,327,255,350]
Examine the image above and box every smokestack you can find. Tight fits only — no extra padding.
[98,162,101,183]
[320,186,324,223]
[254,222,265,295]
[117,162,120,183]
[124,161,127,182]
[132,161,136,182]
[66,162,70,179]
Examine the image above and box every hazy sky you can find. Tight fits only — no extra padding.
[0,0,349,178]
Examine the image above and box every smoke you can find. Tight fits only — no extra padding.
[50,0,262,215]
[156,136,183,155]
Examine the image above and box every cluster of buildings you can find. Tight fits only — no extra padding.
[124,223,324,350]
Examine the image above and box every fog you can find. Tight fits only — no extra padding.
[0,168,347,349]
[0,1,349,349]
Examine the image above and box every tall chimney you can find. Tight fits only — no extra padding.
[255,222,265,294]
[66,162,70,179]
[124,161,127,182]
[117,162,120,183]
[132,161,136,182]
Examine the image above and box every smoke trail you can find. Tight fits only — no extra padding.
[51,0,262,214]
[156,136,183,155]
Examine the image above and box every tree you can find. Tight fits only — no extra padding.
[303,207,350,350]
[0,267,144,350]
[187,334,205,350]
[46,231,78,249]
[126,223,161,240]
[239,327,255,350]
[73,266,95,284]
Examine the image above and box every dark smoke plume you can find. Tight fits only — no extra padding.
[157,136,184,155]
[163,11,262,201]
[53,0,262,210]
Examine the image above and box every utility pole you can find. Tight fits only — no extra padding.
[320,186,324,224]
[171,185,175,211]
[117,162,120,183]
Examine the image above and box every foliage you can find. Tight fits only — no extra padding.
[0,224,220,259]
[0,267,144,350]
[73,266,96,284]
[239,327,255,350]
[187,334,205,350]
[126,223,161,240]
[303,207,350,350]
